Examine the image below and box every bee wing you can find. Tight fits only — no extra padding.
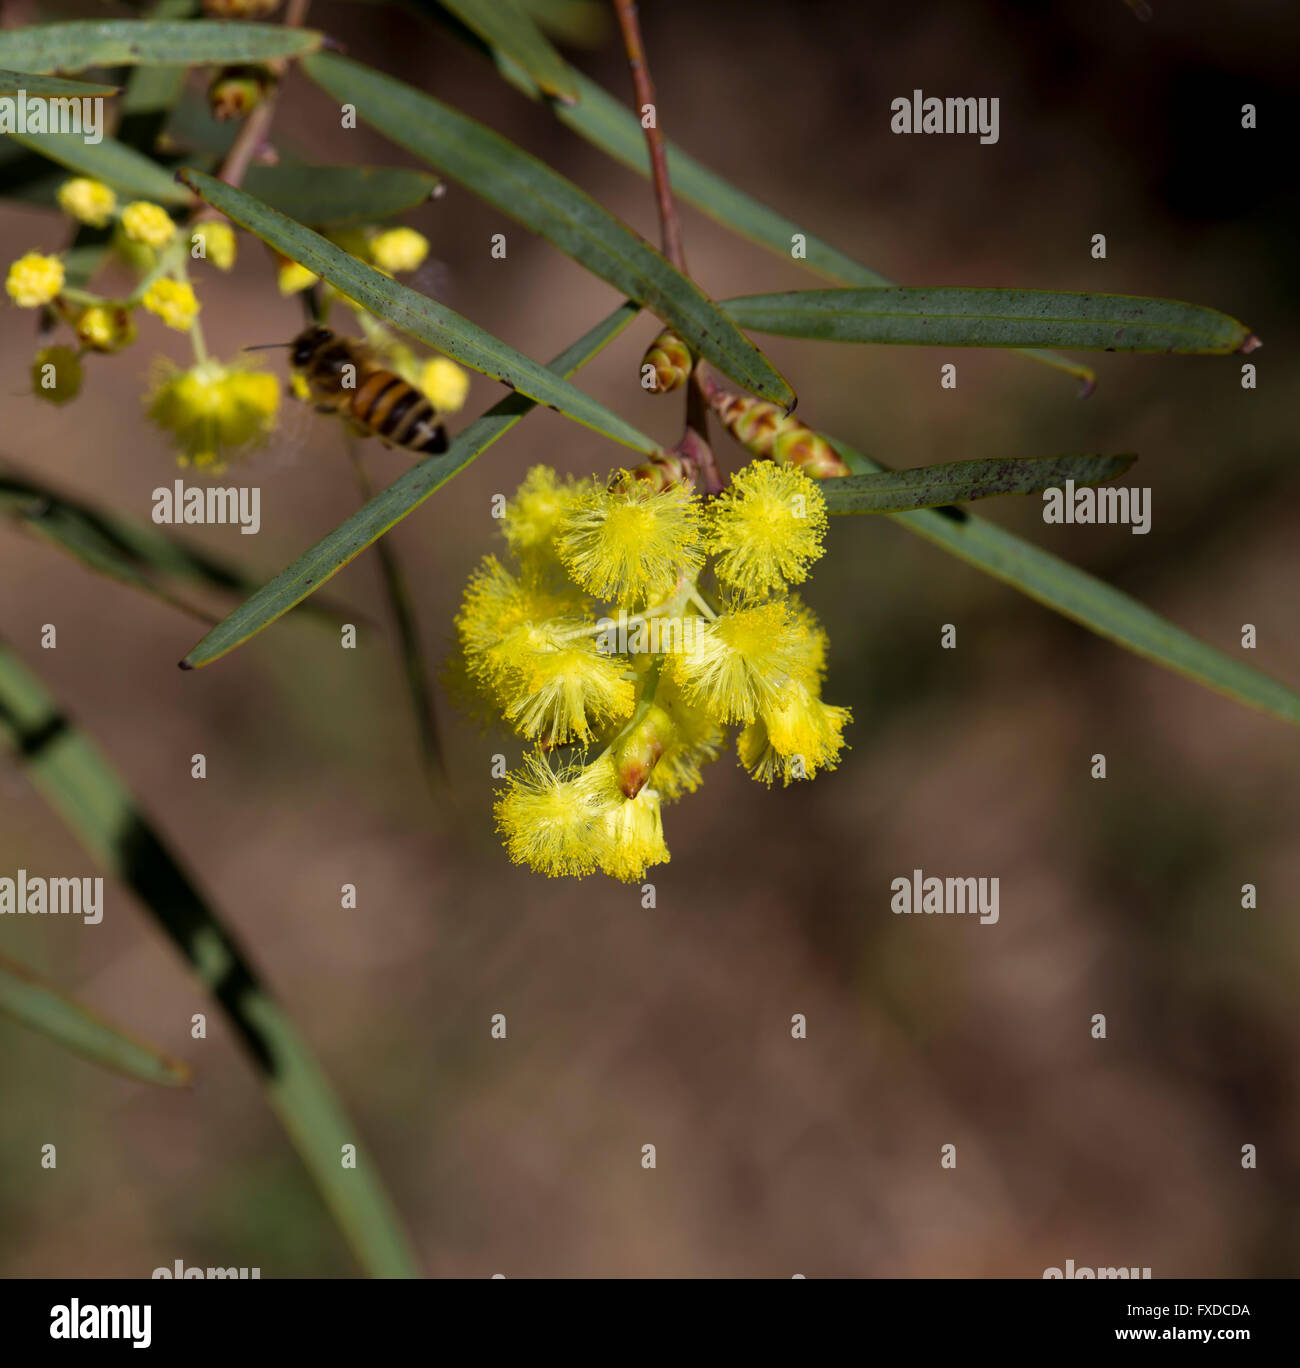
[263,386,319,469]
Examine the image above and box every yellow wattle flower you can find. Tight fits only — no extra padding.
[121,201,176,247]
[454,463,851,882]
[669,599,803,723]
[191,220,237,271]
[741,680,850,785]
[500,627,636,745]
[142,278,200,332]
[557,474,704,608]
[495,751,611,878]
[598,783,670,883]
[501,465,583,559]
[145,358,279,472]
[368,227,429,274]
[76,304,137,353]
[707,458,828,600]
[56,177,116,228]
[6,252,64,307]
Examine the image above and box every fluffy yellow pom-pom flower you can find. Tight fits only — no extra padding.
[121,201,176,247]
[145,358,279,471]
[456,556,592,698]
[495,624,635,744]
[740,680,850,785]
[669,599,804,723]
[56,178,116,228]
[30,346,82,405]
[369,227,429,273]
[501,465,584,560]
[6,252,64,307]
[495,751,612,878]
[707,459,828,600]
[142,278,200,332]
[557,475,704,607]
[190,221,237,271]
[598,782,670,882]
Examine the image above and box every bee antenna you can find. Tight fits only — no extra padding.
[244,341,296,351]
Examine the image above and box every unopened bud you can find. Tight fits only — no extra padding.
[208,65,274,122]
[613,703,676,798]
[641,327,691,394]
[625,449,697,492]
[75,303,136,354]
[712,393,849,479]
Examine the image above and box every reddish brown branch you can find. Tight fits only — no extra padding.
[612,0,685,273]
[209,0,312,195]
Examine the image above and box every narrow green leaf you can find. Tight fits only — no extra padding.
[438,0,577,100]
[179,169,656,454]
[0,69,118,96]
[242,163,442,227]
[829,439,1300,727]
[0,21,323,74]
[182,301,640,669]
[0,640,420,1276]
[300,51,795,409]
[0,953,191,1088]
[822,453,1135,514]
[0,463,352,623]
[7,128,191,203]
[479,52,1095,389]
[724,287,1256,354]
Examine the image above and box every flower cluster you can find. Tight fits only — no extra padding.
[9,178,465,469]
[6,181,232,418]
[455,458,850,881]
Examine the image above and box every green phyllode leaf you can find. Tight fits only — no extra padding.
[0,953,191,1087]
[821,453,1135,514]
[0,640,420,1276]
[724,287,1256,354]
[242,164,442,227]
[0,21,323,73]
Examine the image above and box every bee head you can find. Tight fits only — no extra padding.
[291,324,334,370]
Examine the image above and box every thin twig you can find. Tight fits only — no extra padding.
[612,0,685,272]
[206,0,312,199]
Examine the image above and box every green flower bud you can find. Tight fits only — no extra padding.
[31,346,82,405]
[613,703,677,798]
[641,327,692,394]
[208,65,275,122]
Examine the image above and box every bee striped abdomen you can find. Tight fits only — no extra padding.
[286,326,448,454]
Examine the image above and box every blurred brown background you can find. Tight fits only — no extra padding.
[1,0,1297,1276]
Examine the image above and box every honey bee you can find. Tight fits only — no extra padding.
[274,325,448,454]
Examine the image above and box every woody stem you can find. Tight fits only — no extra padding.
[612,0,685,272]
